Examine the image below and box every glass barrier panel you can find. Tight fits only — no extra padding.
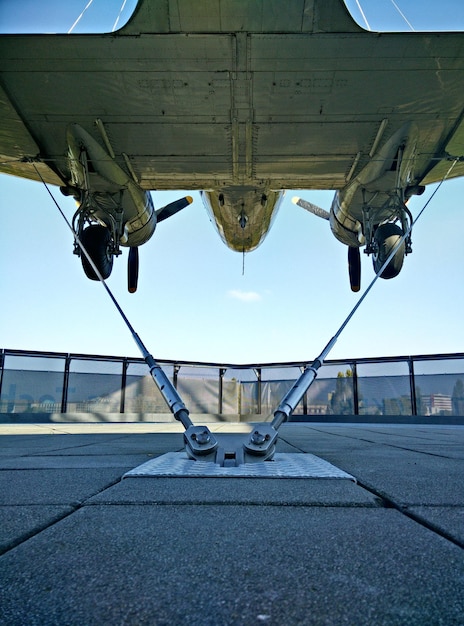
[176,366,220,414]
[223,368,257,414]
[3,350,464,419]
[306,376,354,416]
[260,363,355,416]
[66,358,123,413]
[260,380,292,416]
[307,363,355,416]
[222,379,240,414]
[318,363,355,379]
[261,366,303,415]
[238,381,259,415]
[261,366,302,381]
[357,361,411,415]
[178,366,219,380]
[413,358,464,416]
[223,368,259,382]
[124,362,174,413]
[0,354,65,413]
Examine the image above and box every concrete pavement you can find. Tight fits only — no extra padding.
[1,423,463,625]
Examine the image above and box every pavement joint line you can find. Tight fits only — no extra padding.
[356,479,464,551]
[302,427,461,459]
[79,475,125,505]
[29,434,136,454]
[0,474,124,557]
[274,435,307,453]
[82,500,384,508]
[0,505,79,557]
[352,428,451,441]
[0,438,136,459]
[375,445,459,460]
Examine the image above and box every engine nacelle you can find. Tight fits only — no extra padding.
[329,190,364,248]
[66,123,156,247]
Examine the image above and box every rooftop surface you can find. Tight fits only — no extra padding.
[1,422,463,625]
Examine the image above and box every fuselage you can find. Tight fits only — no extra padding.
[201,188,284,252]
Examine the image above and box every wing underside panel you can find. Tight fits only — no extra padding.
[0,14,464,190]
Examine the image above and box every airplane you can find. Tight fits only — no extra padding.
[1,0,464,293]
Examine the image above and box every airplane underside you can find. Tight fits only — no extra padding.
[61,121,287,290]
[63,119,431,293]
[3,0,462,293]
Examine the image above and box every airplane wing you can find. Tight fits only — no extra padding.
[1,0,464,192]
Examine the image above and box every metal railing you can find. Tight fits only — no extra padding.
[1,348,464,418]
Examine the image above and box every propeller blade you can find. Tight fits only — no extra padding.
[156,195,193,223]
[348,246,361,292]
[128,246,139,293]
[292,196,330,220]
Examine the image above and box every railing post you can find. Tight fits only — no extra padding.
[301,366,308,415]
[254,368,262,414]
[120,358,128,414]
[352,361,359,415]
[173,364,180,389]
[409,358,417,416]
[0,349,5,407]
[219,368,225,414]
[61,355,71,413]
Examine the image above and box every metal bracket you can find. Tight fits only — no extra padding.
[398,203,413,254]
[361,191,376,255]
[183,423,278,467]
[184,425,219,459]
[243,424,279,459]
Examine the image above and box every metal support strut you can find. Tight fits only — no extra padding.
[240,336,338,463]
[127,338,221,461]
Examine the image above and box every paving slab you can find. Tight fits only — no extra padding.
[1,505,463,626]
[281,426,464,506]
[314,428,464,458]
[0,423,463,625]
[0,504,74,553]
[338,449,464,505]
[0,454,150,469]
[0,433,136,458]
[408,506,464,545]
[88,476,377,506]
[0,433,175,470]
[53,435,184,456]
[0,468,124,505]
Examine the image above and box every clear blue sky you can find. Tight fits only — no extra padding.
[1,1,463,365]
